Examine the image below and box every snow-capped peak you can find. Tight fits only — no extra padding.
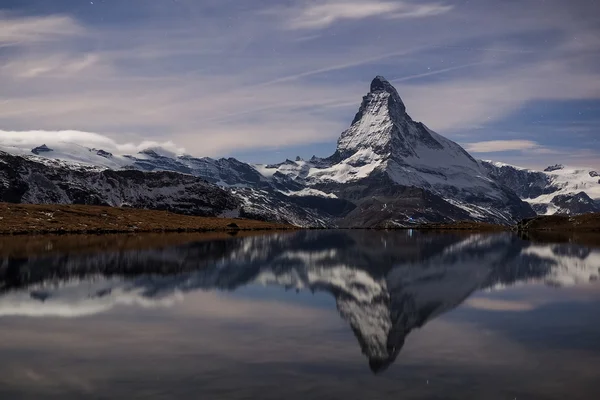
[336,75,469,164]
[544,164,565,172]
[482,161,600,215]
[337,75,410,158]
[0,76,538,226]
[248,76,536,224]
[369,75,406,113]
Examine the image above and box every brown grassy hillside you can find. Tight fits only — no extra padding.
[0,203,293,235]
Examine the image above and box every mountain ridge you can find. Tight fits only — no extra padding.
[9,76,592,226]
[257,76,535,225]
[482,161,600,215]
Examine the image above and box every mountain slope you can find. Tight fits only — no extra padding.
[258,76,535,225]
[482,161,600,215]
[0,76,538,226]
[0,151,240,216]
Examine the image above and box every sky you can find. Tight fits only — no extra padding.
[0,0,599,169]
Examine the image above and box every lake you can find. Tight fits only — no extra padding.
[1,230,599,399]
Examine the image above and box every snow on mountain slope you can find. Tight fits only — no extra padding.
[257,76,534,224]
[0,142,134,170]
[0,76,540,225]
[482,161,600,215]
[0,141,269,188]
[0,150,240,216]
[525,166,600,214]
[260,77,489,190]
[231,188,333,227]
[522,244,600,286]
[0,143,333,226]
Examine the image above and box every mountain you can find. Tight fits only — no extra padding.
[256,76,534,225]
[0,76,537,226]
[482,161,600,215]
[0,150,240,216]
[0,150,341,226]
[1,231,597,372]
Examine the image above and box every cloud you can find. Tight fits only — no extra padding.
[398,59,600,133]
[0,0,599,167]
[464,298,536,312]
[0,130,186,155]
[273,0,453,30]
[479,148,600,171]
[0,12,83,45]
[463,140,543,153]
[1,54,101,78]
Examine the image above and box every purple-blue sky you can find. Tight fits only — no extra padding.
[0,0,599,169]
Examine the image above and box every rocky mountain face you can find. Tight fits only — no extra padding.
[1,230,597,372]
[482,161,600,215]
[256,76,535,225]
[0,76,540,226]
[0,150,344,226]
[0,151,240,217]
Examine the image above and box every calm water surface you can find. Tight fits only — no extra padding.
[1,230,599,399]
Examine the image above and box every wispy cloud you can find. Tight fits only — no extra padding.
[272,0,453,30]
[399,59,600,133]
[1,54,101,78]
[0,12,83,45]
[0,130,185,156]
[391,61,488,83]
[463,140,544,153]
[0,0,599,167]
[464,297,537,312]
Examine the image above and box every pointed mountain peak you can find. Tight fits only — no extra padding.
[370,75,393,92]
[349,76,407,127]
[369,76,406,111]
[337,76,411,157]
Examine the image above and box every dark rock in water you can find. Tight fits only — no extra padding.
[590,171,599,178]
[31,144,53,155]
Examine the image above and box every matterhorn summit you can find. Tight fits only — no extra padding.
[336,76,409,157]
[262,76,535,226]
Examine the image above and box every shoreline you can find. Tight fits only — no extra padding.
[0,203,294,236]
[1,203,599,235]
[0,230,298,258]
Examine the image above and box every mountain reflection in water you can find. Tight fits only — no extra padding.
[1,230,598,376]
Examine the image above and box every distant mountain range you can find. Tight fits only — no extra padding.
[1,76,598,226]
[482,161,600,215]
